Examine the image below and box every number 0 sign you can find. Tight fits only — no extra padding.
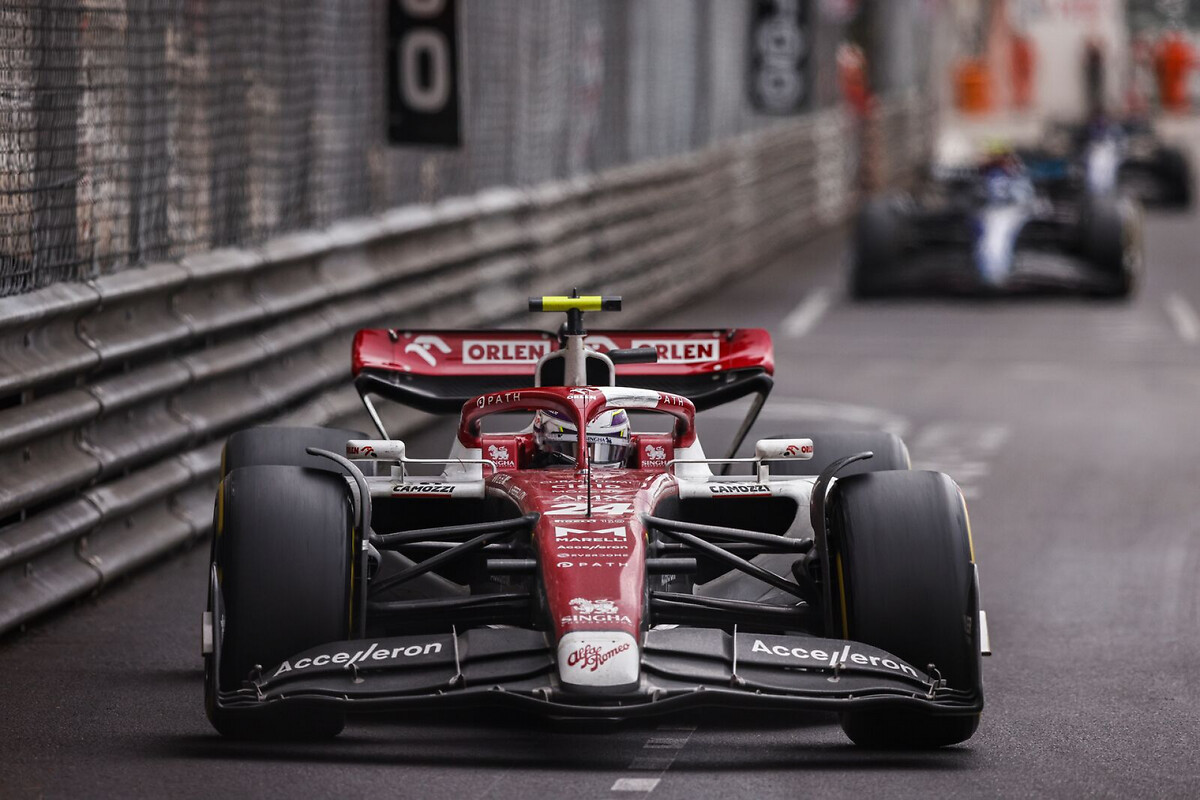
[387,0,461,146]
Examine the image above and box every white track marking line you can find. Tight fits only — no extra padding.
[704,397,910,438]
[910,423,1009,501]
[612,778,661,792]
[1165,292,1200,344]
[643,737,688,749]
[610,724,697,793]
[781,287,835,338]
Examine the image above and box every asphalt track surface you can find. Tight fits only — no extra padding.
[4,206,1200,799]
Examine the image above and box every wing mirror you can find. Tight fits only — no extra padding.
[346,439,406,461]
[753,438,813,482]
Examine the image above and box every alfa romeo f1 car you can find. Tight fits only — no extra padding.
[203,295,988,748]
[852,152,1142,298]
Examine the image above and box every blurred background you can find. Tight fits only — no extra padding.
[7,1,1200,297]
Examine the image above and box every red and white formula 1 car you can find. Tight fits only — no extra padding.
[204,295,987,747]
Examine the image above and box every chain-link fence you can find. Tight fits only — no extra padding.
[0,0,846,298]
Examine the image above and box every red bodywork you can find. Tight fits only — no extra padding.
[354,327,773,686]
[492,468,673,644]
[460,386,693,650]
[352,328,774,378]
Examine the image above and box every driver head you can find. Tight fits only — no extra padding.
[533,408,631,468]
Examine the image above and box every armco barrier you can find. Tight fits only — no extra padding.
[0,97,928,635]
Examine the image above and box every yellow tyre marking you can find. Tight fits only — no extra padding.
[836,552,850,639]
[215,479,225,539]
[959,490,976,564]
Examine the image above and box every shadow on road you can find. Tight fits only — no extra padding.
[155,708,977,774]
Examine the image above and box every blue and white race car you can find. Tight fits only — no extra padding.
[852,152,1142,298]
[1039,117,1192,208]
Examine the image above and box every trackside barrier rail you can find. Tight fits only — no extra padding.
[0,96,931,635]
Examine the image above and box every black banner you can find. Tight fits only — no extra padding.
[387,0,461,146]
[749,0,811,115]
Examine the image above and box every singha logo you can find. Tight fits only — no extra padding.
[488,444,511,461]
[644,445,667,461]
[569,597,618,615]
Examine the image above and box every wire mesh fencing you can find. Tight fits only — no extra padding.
[0,0,853,298]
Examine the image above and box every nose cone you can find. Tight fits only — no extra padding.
[975,206,1024,286]
[556,631,640,690]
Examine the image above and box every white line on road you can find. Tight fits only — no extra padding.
[1165,292,1200,344]
[611,724,697,793]
[643,737,688,749]
[704,397,910,438]
[910,423,1010,501]
[612,778,661,792]
[781,287,835,338]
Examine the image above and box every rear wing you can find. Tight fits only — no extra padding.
[352,328,774,415]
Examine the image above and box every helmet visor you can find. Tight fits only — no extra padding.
[540,430,630,467]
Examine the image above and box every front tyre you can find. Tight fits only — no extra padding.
[828,470,982,748]
[205,465,356,739]
[221,425,367,477]
[852,197,905,298]
[1145,146,1193,208]
[1080,194,1140,298]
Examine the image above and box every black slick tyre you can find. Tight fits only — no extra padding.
[828,470,982,748]
[1159,147,1193,208]
[205,465,356,739]
[852,197,904,298]
[1126,146,1194,208]
[1080,195,1138,298]
[768,431,910,477]
[221,425,367,477]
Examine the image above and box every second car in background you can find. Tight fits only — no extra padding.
[852,150,1142,299]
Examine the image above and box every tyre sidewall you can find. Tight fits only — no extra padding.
[831,470,981,692]
[208,465,355,738]
[221,426,367,478]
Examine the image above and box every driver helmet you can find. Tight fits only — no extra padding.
[979,142,1022,177]
[978,146,1028,203]
[533,408,631,468]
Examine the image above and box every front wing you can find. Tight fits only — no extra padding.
[211,626,981,719]
[868,247,1125,297]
